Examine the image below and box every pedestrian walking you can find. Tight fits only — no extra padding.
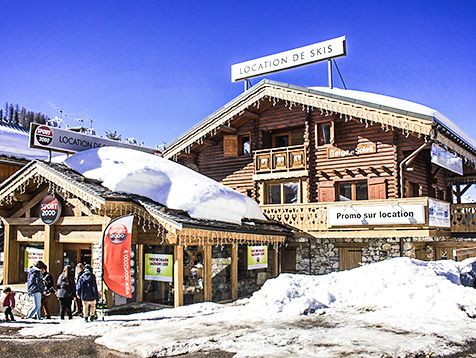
[73,263,84,316]
[2,287,16,322]
[41,265,55,319]
[26,260,45,319]
[76,264,99,322]
[56,265,75,319]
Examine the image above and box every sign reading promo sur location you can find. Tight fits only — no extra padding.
[328,203,426,227]
[231,36,346,82]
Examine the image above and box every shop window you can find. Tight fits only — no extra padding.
[142,245,174,306]
[317,121,334,146]
[273,133,290,148]
[338,181,368,201]
[266,181,300,204]
[239,134,251,156]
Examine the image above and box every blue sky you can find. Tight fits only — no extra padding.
[0,1,475,147]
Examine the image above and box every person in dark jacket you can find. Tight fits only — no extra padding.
[41,265,55,319]
[76,264,99,322]
[26,261,45,319]
[56,265,75,319]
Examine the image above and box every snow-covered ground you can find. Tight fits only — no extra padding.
[12,257,476,357]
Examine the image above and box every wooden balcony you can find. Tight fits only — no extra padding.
[451,204,476,233]
[262,197,454,238]
[254,145,307,178]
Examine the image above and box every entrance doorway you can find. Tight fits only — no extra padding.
[63,243,92,268]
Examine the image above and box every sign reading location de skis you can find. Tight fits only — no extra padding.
[102,215,134,298]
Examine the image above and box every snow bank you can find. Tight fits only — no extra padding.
[248,257,476,318]
[63,146,265,224]
[0,125,50,160]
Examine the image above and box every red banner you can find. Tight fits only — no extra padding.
[102,215,133,298]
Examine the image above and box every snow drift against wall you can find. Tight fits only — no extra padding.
[64,146,265,224]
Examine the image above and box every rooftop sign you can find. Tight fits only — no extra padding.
[29,123,160,155]
[231,36,346,82]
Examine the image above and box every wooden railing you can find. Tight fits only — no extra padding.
[261,203,328,231]
[451,204,476,233]
[254,145,307,174]
[262,197,451,233]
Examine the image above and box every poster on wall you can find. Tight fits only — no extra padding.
[144,253,173,282]
[102,215,133,298]
[248,246,268,270]
[431,144,463,175]
[428,198,451,228]
[24,247,44,272]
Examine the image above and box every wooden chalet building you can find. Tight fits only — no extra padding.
[0,160,288,310]
[164,80,476,273]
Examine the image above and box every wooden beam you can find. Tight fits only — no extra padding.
[12,188,49,218]
[13,193,33,202]
[231,244,238,301]
[273,246,279,277]
[5,216,106,226]
[3,223,19,284]
[242,110,260,121]
[203,244,213,302]
[137,244,144,302]
[173,245,184,307]
[44,224,62,280]
[218,125,237,134]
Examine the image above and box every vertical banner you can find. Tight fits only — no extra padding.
[102,215,133,298]
[247,246,268,270]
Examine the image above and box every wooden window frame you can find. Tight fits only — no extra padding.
[272,132,291,148]
[265,180,302,205]
[238,132,252,157]
[315,120,335,147]
[337,180,368,201]
[223,135,238,157]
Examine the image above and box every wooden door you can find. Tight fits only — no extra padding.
[339,248,362,271]
[281,247,296,273]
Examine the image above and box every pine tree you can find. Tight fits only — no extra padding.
[105,130,122,141]
[8,104,14,123]
[0,109,3,122]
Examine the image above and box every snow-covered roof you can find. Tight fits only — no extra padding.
[0,122,50,161]
[165,80,476,161]
[64,147,266,224]
[310,86,476,151]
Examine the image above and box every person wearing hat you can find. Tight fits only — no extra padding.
[76,264,99,322]
[26,261,45,319]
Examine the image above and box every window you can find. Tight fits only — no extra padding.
[338,181,368,201]
[273,134,290,148]
[266,181,300,204]
[317,122,334,146]
[239,135,251,156]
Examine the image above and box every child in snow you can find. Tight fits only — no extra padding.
[2,287,16,322]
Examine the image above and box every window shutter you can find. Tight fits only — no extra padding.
[318,181,336,202]
[368,177,387,200]
[223,135,238,157]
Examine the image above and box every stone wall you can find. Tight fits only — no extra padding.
[212,246,231,302]
[293,236,476,275]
